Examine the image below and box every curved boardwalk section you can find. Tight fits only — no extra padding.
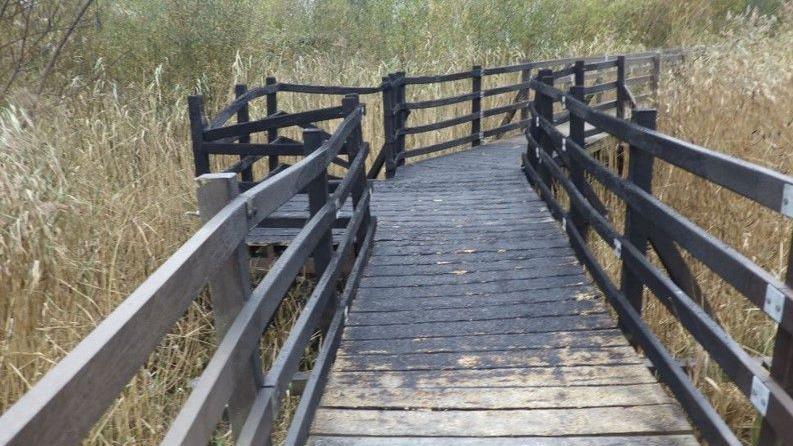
[308,138,696,444]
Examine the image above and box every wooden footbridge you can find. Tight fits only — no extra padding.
[3,50,793,446]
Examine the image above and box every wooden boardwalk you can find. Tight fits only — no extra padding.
[307,137,697,444]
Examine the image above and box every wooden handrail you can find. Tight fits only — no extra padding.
[0,96,372,446]
[525,74,793,445]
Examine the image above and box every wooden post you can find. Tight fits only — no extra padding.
[394,72,407,166]
[196,172,262,439]
[519,67,531,122]
[342,94,371,252]
[234,84,254,182]
[382,75,397,179]
[266,76,279,171]
[569,60,588,238]
[651,52,661,105]
[619,109,657,318]
[303,129,333,275]
[188,95,210,176]
[471,65,483,147]
[759,246,793,444]
[616,56,626,120]
[537,69,555,187]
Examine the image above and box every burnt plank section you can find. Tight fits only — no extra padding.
[308,138,695,443]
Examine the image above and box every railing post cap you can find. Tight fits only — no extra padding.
[265,76,277,83]
[195,172,237,185]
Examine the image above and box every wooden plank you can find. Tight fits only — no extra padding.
[332,346,643,371]
[351,286,598,312]
[362,255,577,276]
[338,329,627,355]
[345,299,601,326]
[310,405,692,436]
[352,274,588,299]
[308,436,700,446]
[343,313,614,340]
[357,264,585,288]
[325,364,661,389]
[364,247,575,267]
[319,383,673,409]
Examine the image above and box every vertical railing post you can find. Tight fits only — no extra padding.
[519,67,531,122]
[394,72,407,167]
[537,69,555,187]
[196,172,262,439]
[234,84,254,182]
[342,94,371,252]
[569,60,588,238]
[616,56,626,120]
[619,108,657,324]
[188,95,210,176]
[382,75,397,179]
[303,128,333,275]
[651,52,661,105]
[759,248,793,444]
[471,65,483,147]
[266,76,279,170]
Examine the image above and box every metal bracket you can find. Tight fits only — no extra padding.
[535,116,539,127]
[535,147,541,160]
[561,217,566,231]
[781,183,793,217]
[613,239,622,259]
[764,284,785,323]
[561,138,567,152]
[479,91,485,99]
[479,132,485,140]
[560,96,566,109]
[750,375,770,416]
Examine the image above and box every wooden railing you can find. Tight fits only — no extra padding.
[379,50,683,177]
[9,48,792,446]
[522,67,793,446]
[0,94,375,446]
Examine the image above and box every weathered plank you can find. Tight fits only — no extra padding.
[345,299,601,325]
[332,346,644,371]
[325,364,661,388]
[353,274,588,299]
[308,436,699,446]
[338,329,627,355]
[319,383,673,409]
[357,264,585,288]
[310,405,692,436]
[343,313,615,340]
[350,286,598,312]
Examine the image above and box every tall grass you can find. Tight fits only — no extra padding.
[0,1,790,444]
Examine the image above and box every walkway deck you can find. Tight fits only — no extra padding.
[307,138,697,445]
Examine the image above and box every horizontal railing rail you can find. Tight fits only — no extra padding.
[378,50,682,177]
[522,70,793,446]
[0,95,375,446]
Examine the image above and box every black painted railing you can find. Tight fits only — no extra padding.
[523,66,793,446]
